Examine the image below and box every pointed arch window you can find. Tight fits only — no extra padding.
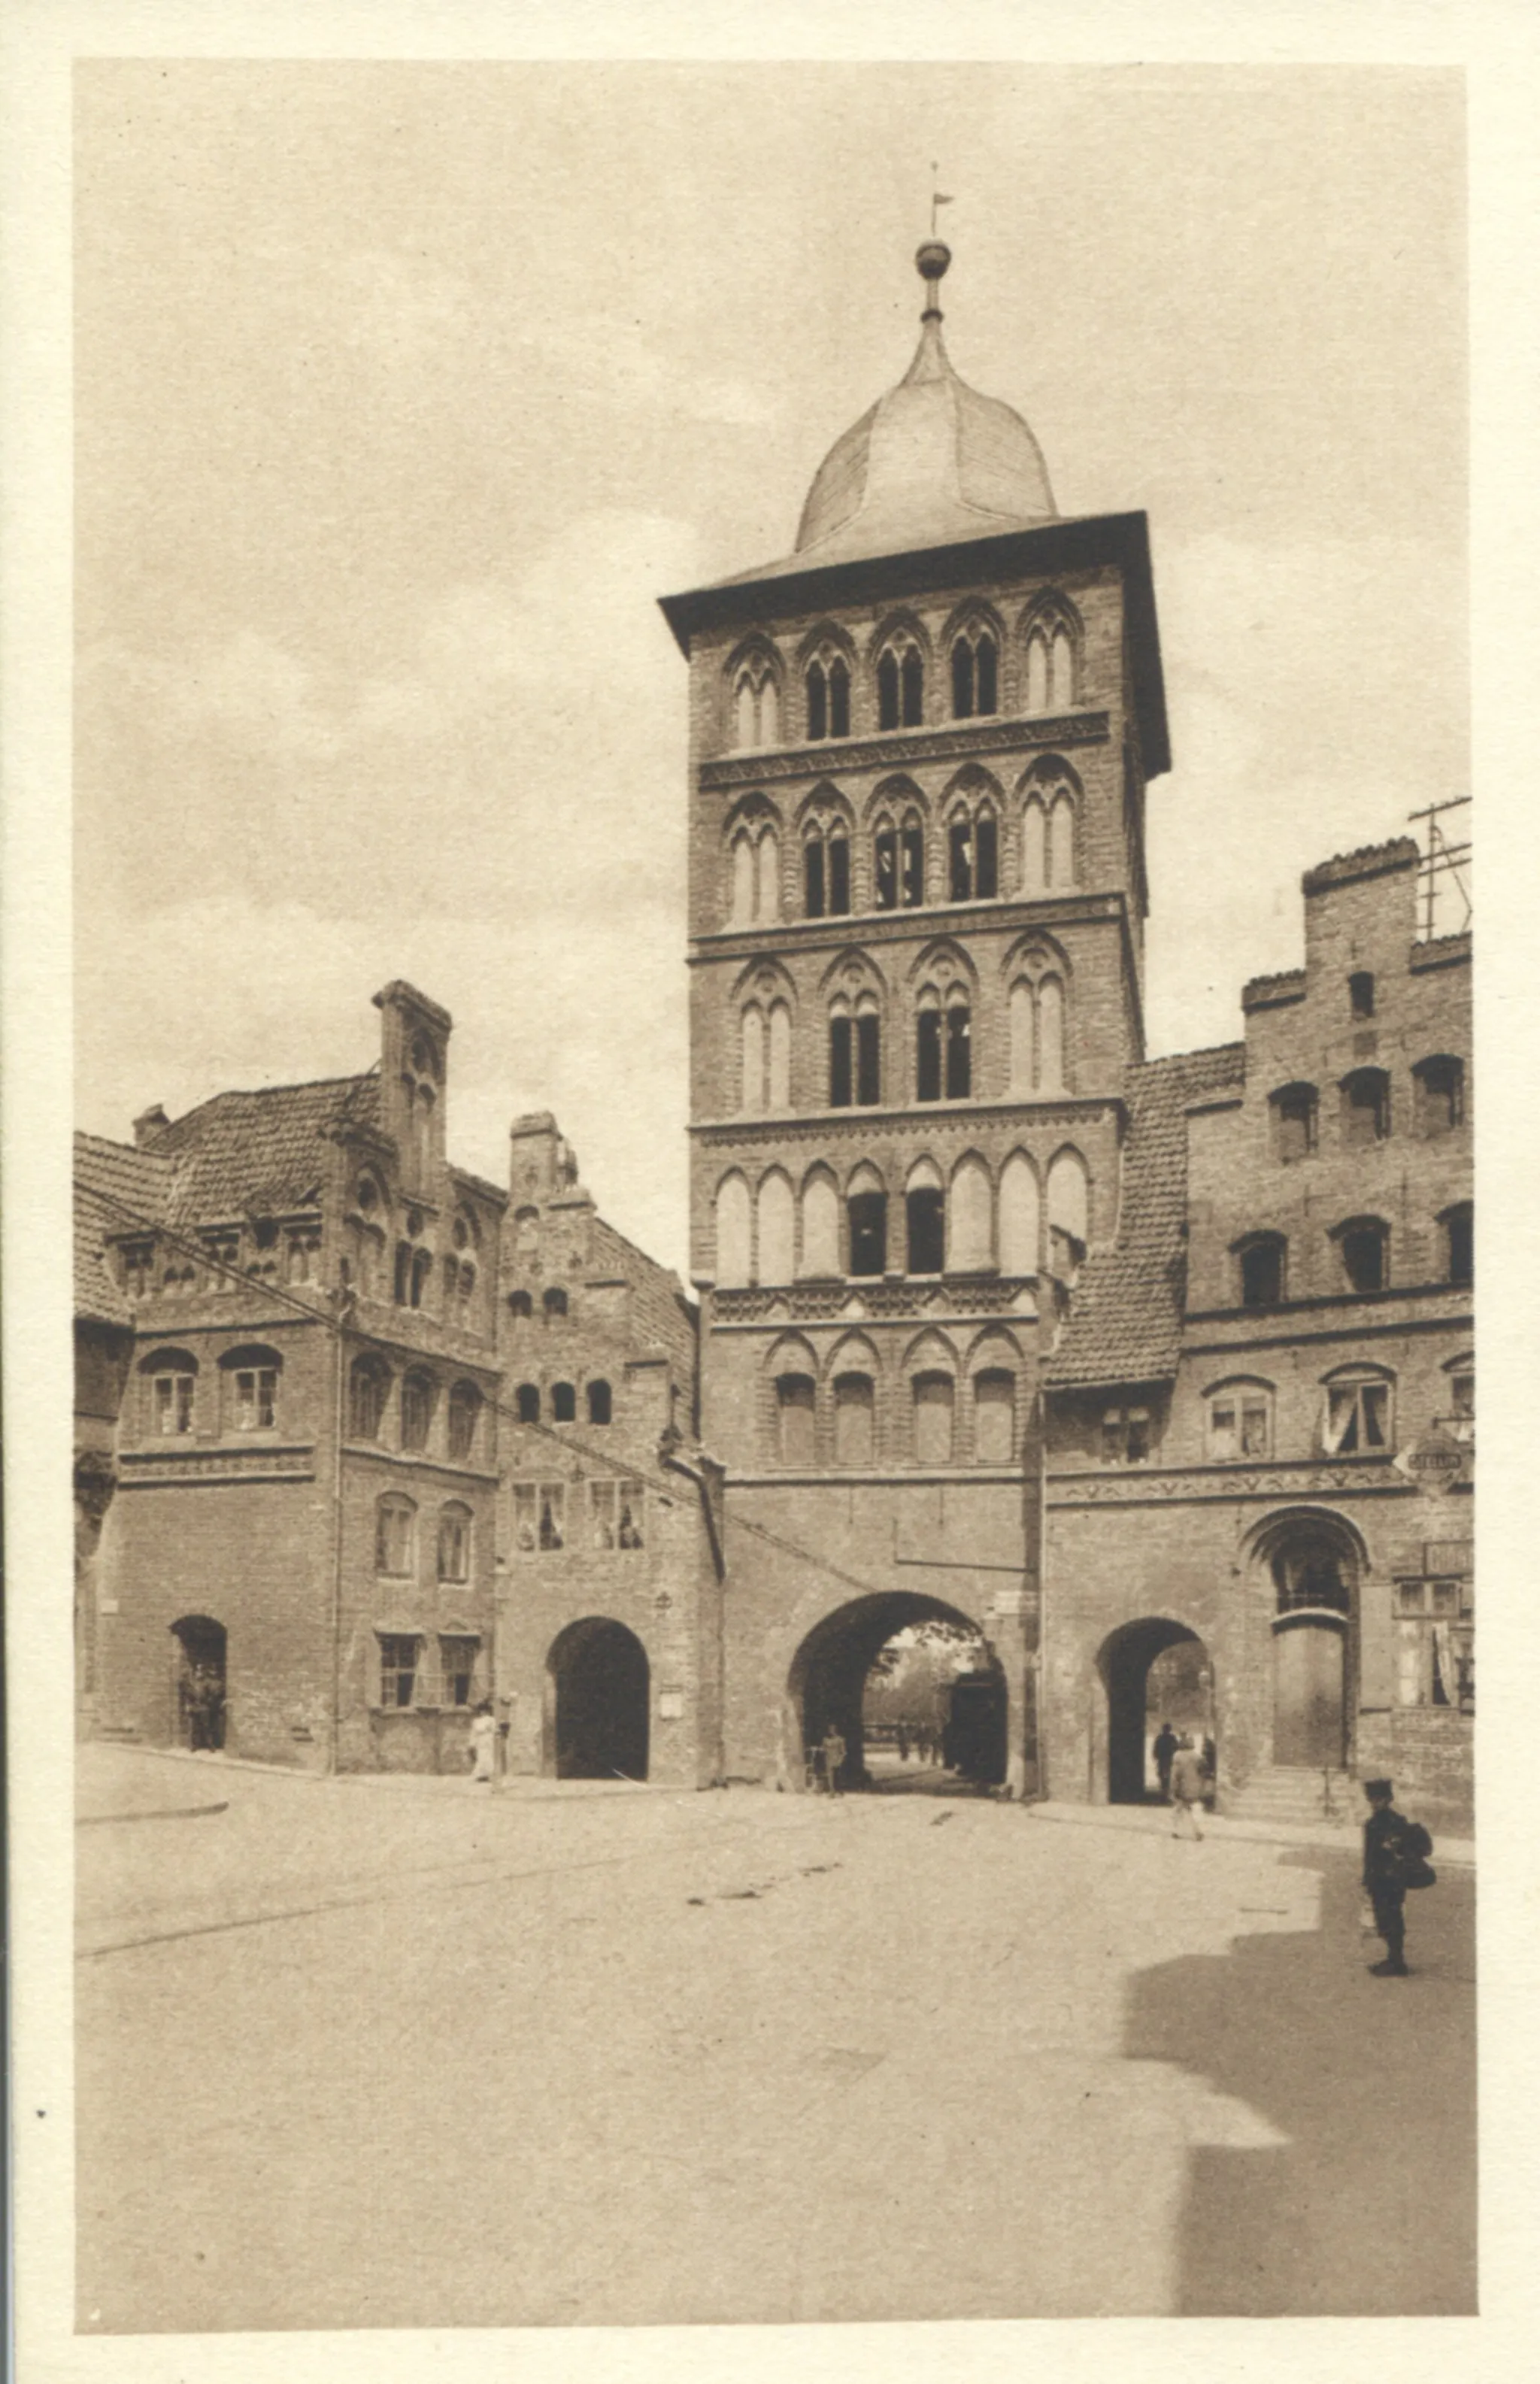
[1021,767,1078,894]
[803,823,850,919]
[947,1157,993,1273]
[447,1382,481,1463]
[905,1159,945,1276]
[741,1004,765,1113]
[756,1172,795,1286]
[805,654,850,742]
[950,628,999,720]
[877,636,924,729]
[350,1355,390,1442]
[728,824,780,927]
[998,1152,1041,1275]
[714,1172,752,1288]
[1025,610,1076,712]
[401,1369,435,1451]
[847,1171,887,1278]
[800,1172,841,1277]
[767,1000,791,1110]
[947,804,999,902]
[1046,1149,1091,1274]
[733,663,780,751]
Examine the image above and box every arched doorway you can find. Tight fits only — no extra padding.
[170,1615,227,1752]
[788,1592,1006,1793]
[1257,1516,1356,1767]
[547,1618,650,1781]
[1098,1618,1212,1804]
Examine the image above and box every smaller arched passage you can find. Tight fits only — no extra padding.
[1097,1618,1211,1806]
[171,1615,227,1752]
[547,1618,650,1782]
[786,1592,1008,1794]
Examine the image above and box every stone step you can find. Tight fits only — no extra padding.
[1225,1769,1357,1824]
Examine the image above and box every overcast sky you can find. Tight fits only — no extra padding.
[74,61,1466,1275]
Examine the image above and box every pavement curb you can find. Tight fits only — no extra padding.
[1026,1797,1476,1867]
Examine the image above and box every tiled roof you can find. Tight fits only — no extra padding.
[151,1073,380,1224]
[74,1133,173,1324]
[590,1213,698,1369]
[1044,1042,1247,1391]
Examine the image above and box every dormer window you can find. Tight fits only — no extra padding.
[1102,1405,1151,1464]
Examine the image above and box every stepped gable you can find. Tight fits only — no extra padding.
[150,1072,380,1224]
[74,1131,173,1324]
[1044,1042,1247,1390]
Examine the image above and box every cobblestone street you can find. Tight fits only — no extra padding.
[75,1748,1475,2331]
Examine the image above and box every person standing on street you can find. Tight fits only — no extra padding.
[820,1723,847,1797]
[1362,1779,1432,1976]
[468,1700,498,1785]
[1169,1734,1205,1839]
[1153,1718,1179,1801]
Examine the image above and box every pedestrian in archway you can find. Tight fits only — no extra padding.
[820,1722,847,1797]
[1153,1718,1178,1800]
[1169,1734,1205,1839]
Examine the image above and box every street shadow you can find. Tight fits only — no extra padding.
[1123,1848,1476,2315]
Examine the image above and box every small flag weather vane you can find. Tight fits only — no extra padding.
[930,167,954,238]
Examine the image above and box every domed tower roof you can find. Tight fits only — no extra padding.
[793,241,1057,568]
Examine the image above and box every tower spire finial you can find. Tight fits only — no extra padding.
[917,169,954,320]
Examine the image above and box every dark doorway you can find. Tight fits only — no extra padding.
[790,1594,1006,1794]
[548,1618,649,1781]
[1100,1618,1211,1803]
[171,1615,227,1752]
[1273,1615,1345,1766]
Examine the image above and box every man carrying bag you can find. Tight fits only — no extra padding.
[1361,1778,1436,1977]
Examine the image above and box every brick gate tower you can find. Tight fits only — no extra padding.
[660,242,1172,1790]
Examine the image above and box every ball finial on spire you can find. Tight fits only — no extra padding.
[915,239,951,320]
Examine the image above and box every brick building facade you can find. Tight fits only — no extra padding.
[76,241,1472,1826]
[73,984,719,1779]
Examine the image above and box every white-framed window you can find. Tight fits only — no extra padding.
[437,1502,472,1583]
[1321,1368,1393,1455]
[1206,1381,1272,1462]
[377,1632,422,1710]
[144,1350,198,1435]
[375,1494,417,1576]
[438,1635,480,1710]
[1444,1356,1474,1442]
[511,1482,566,1553]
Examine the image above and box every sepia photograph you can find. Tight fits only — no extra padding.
[11,15,1535,2371]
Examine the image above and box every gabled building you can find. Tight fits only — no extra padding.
[1041,839,1473,1830]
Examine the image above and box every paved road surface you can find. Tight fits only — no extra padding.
[75,1746,1475,2330]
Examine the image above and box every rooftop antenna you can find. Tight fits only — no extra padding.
[1407,796,1472,939]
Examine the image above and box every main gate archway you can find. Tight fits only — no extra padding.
[787,1592,1005,1791]
[547,1618,650,1781]
[1097,1617,1211,1803]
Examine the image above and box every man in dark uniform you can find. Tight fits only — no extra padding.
[1153,1719,1179,1801]
[1362,1778,1428,1976]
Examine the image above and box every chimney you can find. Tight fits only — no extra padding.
[133,1104,170,1148]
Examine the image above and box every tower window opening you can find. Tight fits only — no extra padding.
[949,819,973,903]
[1349,971,1375,1019]
[907,1186,945,1275]
[1238,1234,1286,1309]
[829,657,850,739]
[1272,1084,1318,1164]
[900,818,924,907]
[855,1004,881,1107]
[1414,1055,1465,1136]
[1338,1218,1389,1294]
[551,1381,577,1424]
[829,1012,854,1109]
[945,1000,972,1099]
[1443,1203,1473,1288]
[775,1374,817,1466]
[847,1190,887,1278]
[901,646,923,726]
[875,823,899,910]
[806,661,827,742]
[587,1379,613,1425]
[878,650,900,731]
[516,1382,541,1424]
[952,639,975,719]
[805,836,826,918]
[1341,1069,1390,1148]
[916,1002,942,1103]
[829,833,850,913]
[950,630,998,721]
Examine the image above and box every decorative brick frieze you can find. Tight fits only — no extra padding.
[1048,1457,1415,1508]
[699,711,1111,793]
[119,1444,317,1485]
[711,1278,1040,1324]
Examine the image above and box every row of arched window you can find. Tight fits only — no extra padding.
[728,600,1080,752]
[714,1148,1090,1287]
[764,1329,1027,1468]
[726,764,1078,927]
[1269,1057,1466,1162]
[1232,1203,1472,1309]
[512,1379,614,1426]
[374,1491,476,1582]
[349,1358,484,1461]
[342,1178,485,1327]
[139,1343,282,1437]
[734,956,1068,1117]
[508,1286,569,1321]
[121,1227,322,1302]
